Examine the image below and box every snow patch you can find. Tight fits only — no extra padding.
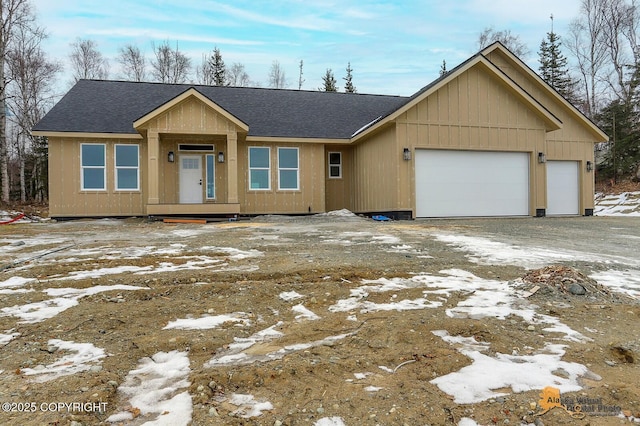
[163,312,251,330]
[107,350,192,425]
[21,339,106,382]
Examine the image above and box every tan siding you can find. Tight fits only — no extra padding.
[393,63,551,216]
[48,137,146,217]
[142,97,239,135]
[485,49,599,211]
[325,146,353,211]
[237,141,326,215]
[350,126,398,213]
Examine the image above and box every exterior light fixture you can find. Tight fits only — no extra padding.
[538,152,546,163]
[586,160,593,172]
[218,151,225,163]
[403,147,411,161]
[168,151,175,163]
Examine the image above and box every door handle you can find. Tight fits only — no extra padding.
[199,179,202,186]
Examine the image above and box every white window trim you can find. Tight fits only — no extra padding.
[249,146,271,191]
[206,153,216,200]
[328,151,342,179]
[278,147,300,191]
[80,143,106,191]
[114,144,140,191]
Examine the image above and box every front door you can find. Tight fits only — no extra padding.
[179,155,202,204]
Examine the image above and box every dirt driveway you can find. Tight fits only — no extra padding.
[0,214,638,426]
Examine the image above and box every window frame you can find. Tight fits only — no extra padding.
[80,143,107,191]
[205,153,216,200]
[248,146,271,190]
[328,151,342,179]
[114,144,140,191]
[277,147,300,191]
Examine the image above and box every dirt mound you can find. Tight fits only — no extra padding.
[520,265,634,304]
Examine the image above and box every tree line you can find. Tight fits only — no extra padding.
[1,0,639,206]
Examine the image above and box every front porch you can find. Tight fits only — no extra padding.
[146,203,240,216]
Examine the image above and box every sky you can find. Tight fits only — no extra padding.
[31,0,583,97]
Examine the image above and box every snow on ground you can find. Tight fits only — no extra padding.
[315,417,347,426]
[163,312,252,330]
[292,304,320,321]
[279,290,304,301]
[107,350,192,425]
[227,393,273,418]
[430,330,598,404]
[595,191,640,216]
[432,234,579,269]
[1,284,147,324]
[21,339,106,382]
[589,269,640,299]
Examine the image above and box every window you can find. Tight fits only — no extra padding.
[329,152,342,178]
[81,144,106,190]
[278,147,299,190]
[115,144,139,190]
[206,154,215,199]
[249,147,270,190]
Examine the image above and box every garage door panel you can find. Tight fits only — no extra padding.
[415,150,530,217]
[546,161,579,215]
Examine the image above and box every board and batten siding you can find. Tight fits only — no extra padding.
[484,48,605,212]
[324,146,354,212]
[392,63,549,217]
[237,141,326,215]
[48,137,146,217]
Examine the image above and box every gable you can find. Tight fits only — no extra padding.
[133,88,248,134]
[481,43,608,142]
[352,54,562,142]
[401,61,554,131]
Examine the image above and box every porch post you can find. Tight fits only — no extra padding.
[147,130,160,204]
[227,131,238,203]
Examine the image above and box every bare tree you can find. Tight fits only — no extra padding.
[117,44,146,82]
[69,38,109,82]
[566,0,610,117]
[150,41,191,84]
[227,62,251,87]
[1,0,36,204]
[7,23,60,201]
[268,60,287,89]
[477,27,530,58]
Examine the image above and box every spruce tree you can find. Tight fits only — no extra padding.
[320,68,337,92]
[211,47,226,86]
[538,31,578,102]
[439,60,447,77]
[343,62,356,93]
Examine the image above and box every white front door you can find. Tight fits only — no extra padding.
[179,155,203,204]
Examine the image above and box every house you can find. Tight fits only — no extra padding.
[32,42,608,220]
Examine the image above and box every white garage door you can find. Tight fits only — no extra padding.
[415,150,530,217]
[546,161,579,215]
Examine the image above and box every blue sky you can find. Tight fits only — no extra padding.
[31,0,582,96]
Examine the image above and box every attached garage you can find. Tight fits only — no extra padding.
[546,161,579,215]
[415,150,530,218]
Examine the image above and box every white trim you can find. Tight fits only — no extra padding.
[277,147,300,190]
[205,154,216,200]
[328,151,342,179]
[80,143,106,191]
[248,146,271,190]
[114,144,140,191]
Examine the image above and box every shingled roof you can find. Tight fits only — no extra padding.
[33,80,409,139]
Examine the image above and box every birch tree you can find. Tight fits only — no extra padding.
[268,60,287,89]
[69,38,108,82]
[7,23,60,201]
[150,41,191,84]
[117,44,146,81]
[1,0,35,204]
